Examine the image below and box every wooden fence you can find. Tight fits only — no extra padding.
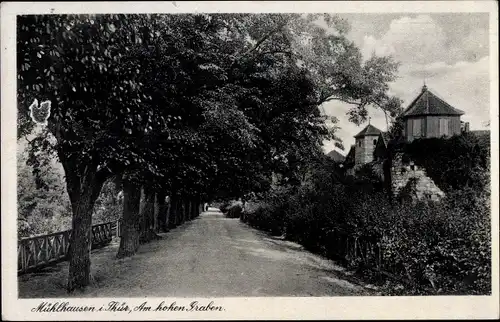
[324,229,422,288]
[18,221,120,275]
[325,230,383,268]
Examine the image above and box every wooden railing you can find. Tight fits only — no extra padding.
[18,221,119,275]
[324,229,424,289]
[325,230,383,268]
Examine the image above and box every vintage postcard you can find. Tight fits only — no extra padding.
[1,1,499,320]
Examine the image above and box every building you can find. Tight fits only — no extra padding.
[373,131,391,162]
[346,85,466,167]
[326,149,346,163]
[344,144,355,169]
[341,84,468,201]
[342,123,383,176]
[353,123,383,165]
[401,85,464,142]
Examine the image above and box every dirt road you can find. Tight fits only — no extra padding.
[19,208,373,298]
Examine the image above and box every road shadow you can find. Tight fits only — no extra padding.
[234,222,380,295]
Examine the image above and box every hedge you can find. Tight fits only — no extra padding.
[242,136,491,295]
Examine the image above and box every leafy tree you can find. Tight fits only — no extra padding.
[17,138,72,238]
[17,13,401,292]
[17,14,170,291]
[388,115,405,140]
[222,13,401,188]
[92,177,123,225]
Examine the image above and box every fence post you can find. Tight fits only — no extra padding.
[378,242,382,269]
[44,236,49,263]
[19,244,25,274]
[353,237,357,259]
[33,239,39,267]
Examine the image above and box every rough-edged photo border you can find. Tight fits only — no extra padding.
[2,1,499,320]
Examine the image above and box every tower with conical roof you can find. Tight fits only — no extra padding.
[354,122,382,165]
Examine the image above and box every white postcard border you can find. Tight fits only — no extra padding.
[2,1,499,320]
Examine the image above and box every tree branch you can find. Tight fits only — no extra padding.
[96,166,113,186]
[257,50,295,57]
[238,20,288,60]
[318,95,362,106]
[23,134,34,145]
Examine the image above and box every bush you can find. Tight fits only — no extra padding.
[379,187,491,294]
[219,201,231,214]
[226,201,244,218]
[401,133,490,192]
[242,148,491,295]
[17,146,72,238]
[17,145,122,238]
[92,178,122,225]
[218,200,246,218]
[243,186,293,236]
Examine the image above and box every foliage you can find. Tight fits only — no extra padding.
[243,185,292,236]
[92,178,123,225]
[243,151,491,295]
[400,133,490,192]
[17,12,401,203]
[17,13,401,290]
[379,187,491,295]
[223,200,244,219]
[17,140,122,238]
[17,139,72,238]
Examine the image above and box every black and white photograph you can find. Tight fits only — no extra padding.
[1,1,499,320]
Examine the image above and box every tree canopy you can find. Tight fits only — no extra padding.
[17,13,401,291]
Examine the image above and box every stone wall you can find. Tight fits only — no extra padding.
[355,135,379,165]
[354,138,364,165]
[344,152,445,202]
[390,153,445,201]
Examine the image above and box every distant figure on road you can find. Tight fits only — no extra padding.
[204,203,208,212]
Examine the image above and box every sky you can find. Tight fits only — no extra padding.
[322,13,491,155]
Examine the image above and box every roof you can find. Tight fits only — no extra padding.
[326,149,346,162]
[344,145,355,164]
[402,85,465,118]
[354,124,383,138]
[379,131,391,146]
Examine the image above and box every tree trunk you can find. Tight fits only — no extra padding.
[176,197,183,225]
[140,186,156,243]
[66,168,104,293]
[181,199,187,224]
[192,199,198,219]
[156,192,167,232]
[139,187,146,240]
[163,196,171,231]
[195,196,201,218]
[153,193,159,232]
[149,193,156,233]
[116,179,141,259]
[187,200,192,221]
[168,196,178,229]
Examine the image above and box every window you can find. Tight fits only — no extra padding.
[357,140,362,147]
[373,139,377,145]
[412,118,422,137]
[439,118,449,136]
